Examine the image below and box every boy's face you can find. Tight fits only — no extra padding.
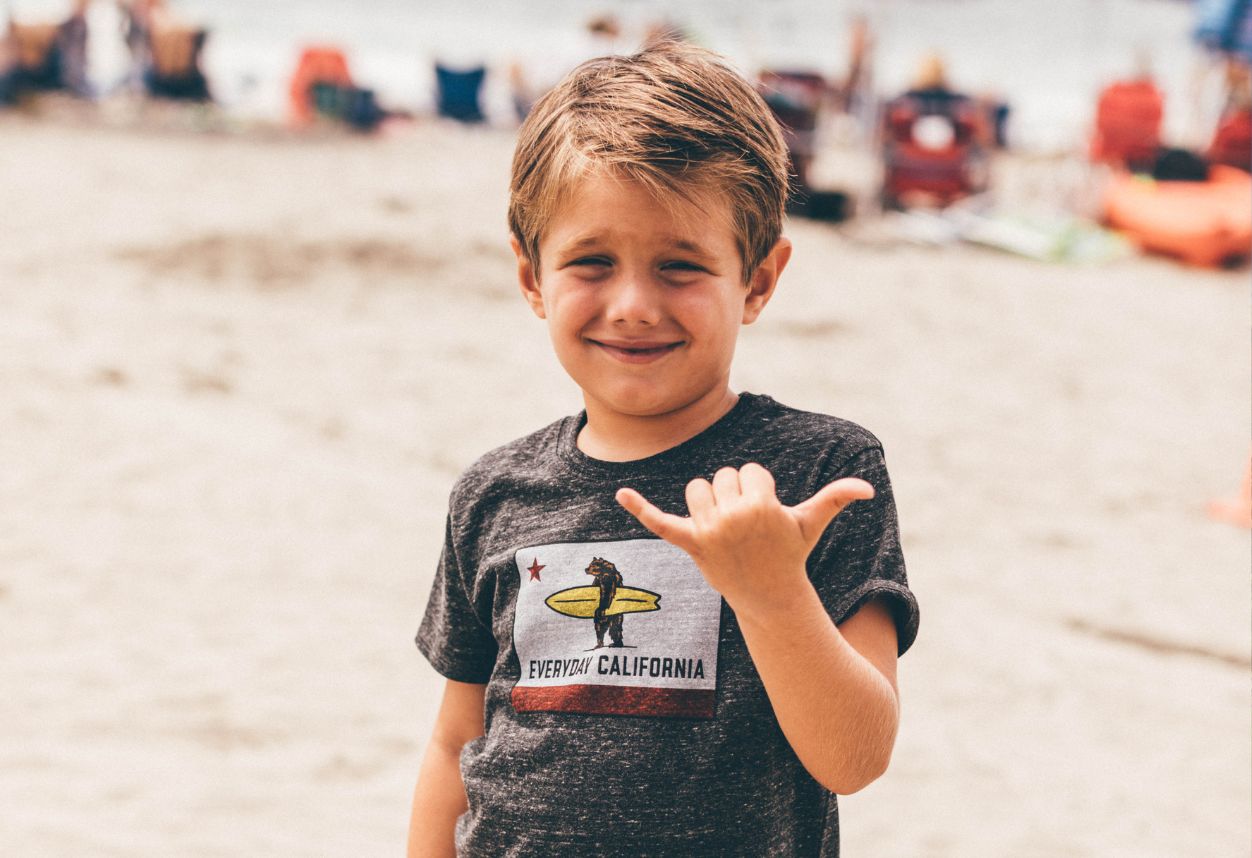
[513,172,790,424]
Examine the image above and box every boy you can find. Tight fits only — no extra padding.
[410,40,918,857]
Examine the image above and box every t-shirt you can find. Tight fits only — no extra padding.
[416,392,919,857]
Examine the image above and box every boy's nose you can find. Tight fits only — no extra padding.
[605,273,662,326]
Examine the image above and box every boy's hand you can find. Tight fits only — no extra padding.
[616,464,873,615]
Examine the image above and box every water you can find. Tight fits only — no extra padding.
[6,0,1213,149]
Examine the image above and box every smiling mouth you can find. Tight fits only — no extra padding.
[588,339,683,363]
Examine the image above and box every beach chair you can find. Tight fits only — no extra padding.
[1089,79,1163,171]
[288,47,384,132]
[435,63,486,123]
[879,93,987,209]
[289,46,353,125]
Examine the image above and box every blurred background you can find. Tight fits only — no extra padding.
[1,1,1249,856]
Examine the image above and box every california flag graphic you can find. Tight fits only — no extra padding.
[511,538,722,719]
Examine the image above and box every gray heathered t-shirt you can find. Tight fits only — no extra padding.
[416,393,919,857]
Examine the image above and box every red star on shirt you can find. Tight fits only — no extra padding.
[527,558,545,581]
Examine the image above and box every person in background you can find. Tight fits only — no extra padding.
[507,13,629,121]
[3,0,92,98]
[904,54,969,116]
[119,0,209,100]
[903,53,1003,149]
[839,13,872,115]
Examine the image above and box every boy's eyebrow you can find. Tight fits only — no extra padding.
[559,234,717,258]
[563,236,605,251]
[666,238,717,258]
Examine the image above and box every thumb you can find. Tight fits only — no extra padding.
[790,477,875,543]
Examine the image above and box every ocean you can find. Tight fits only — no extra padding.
[6,0,1218,149]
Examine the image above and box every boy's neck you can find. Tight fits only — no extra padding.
[576,387,740,463]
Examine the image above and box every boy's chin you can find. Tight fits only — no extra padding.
[585,384,723,420]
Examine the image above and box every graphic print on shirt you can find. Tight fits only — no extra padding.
[512,539,722,719]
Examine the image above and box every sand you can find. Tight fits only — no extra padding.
[1,111,1248,857]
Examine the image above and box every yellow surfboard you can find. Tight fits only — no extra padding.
[545,586,661,618]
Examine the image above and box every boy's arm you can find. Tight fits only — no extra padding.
[408,679,486,858]
[617,463,900,795]
[735,590,899,794]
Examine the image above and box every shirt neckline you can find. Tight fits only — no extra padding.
[555,392,772,478]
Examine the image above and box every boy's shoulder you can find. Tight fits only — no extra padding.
[747,393,884,460]
[447,414,569,507]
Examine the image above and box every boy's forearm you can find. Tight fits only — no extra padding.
[408,740,468,858]
[731,575,899,795]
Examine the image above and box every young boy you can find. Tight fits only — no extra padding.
[409,40,919,858]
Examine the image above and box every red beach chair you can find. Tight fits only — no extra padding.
[880,93,986,209]
[1090,79,1163,170]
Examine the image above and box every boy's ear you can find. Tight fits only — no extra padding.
[511,235,546,319]
[742,236,791,325]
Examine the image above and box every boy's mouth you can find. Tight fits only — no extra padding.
[587,338,683,364]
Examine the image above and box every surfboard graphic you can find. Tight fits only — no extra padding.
[545,585,661,618]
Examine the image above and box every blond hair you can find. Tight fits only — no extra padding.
[508,40,789,283]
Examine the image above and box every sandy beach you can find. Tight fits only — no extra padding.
[1,111,1248,857]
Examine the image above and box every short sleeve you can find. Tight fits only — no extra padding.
[808,446,919,656]
[415,514,497,683]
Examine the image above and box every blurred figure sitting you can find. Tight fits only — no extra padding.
[5,19,59,90]
[903,54,970,116]
[121,0,210,100]
[904,54,1009,149]
[879,54,989,209]
[4,1,93,98]
[508,14,628,121]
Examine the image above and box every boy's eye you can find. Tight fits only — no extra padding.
[569,256,610,268]
[662,261,706,273]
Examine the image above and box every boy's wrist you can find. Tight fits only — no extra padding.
[723,566,821,631]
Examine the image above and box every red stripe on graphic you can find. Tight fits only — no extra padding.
[511,685,715,719]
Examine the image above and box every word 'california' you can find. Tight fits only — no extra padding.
[526,655,707,681]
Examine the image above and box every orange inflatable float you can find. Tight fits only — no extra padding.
[1209,455,1252,529]
[1103,164,1252,267]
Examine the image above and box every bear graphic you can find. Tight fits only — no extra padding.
[585,556,626,648]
